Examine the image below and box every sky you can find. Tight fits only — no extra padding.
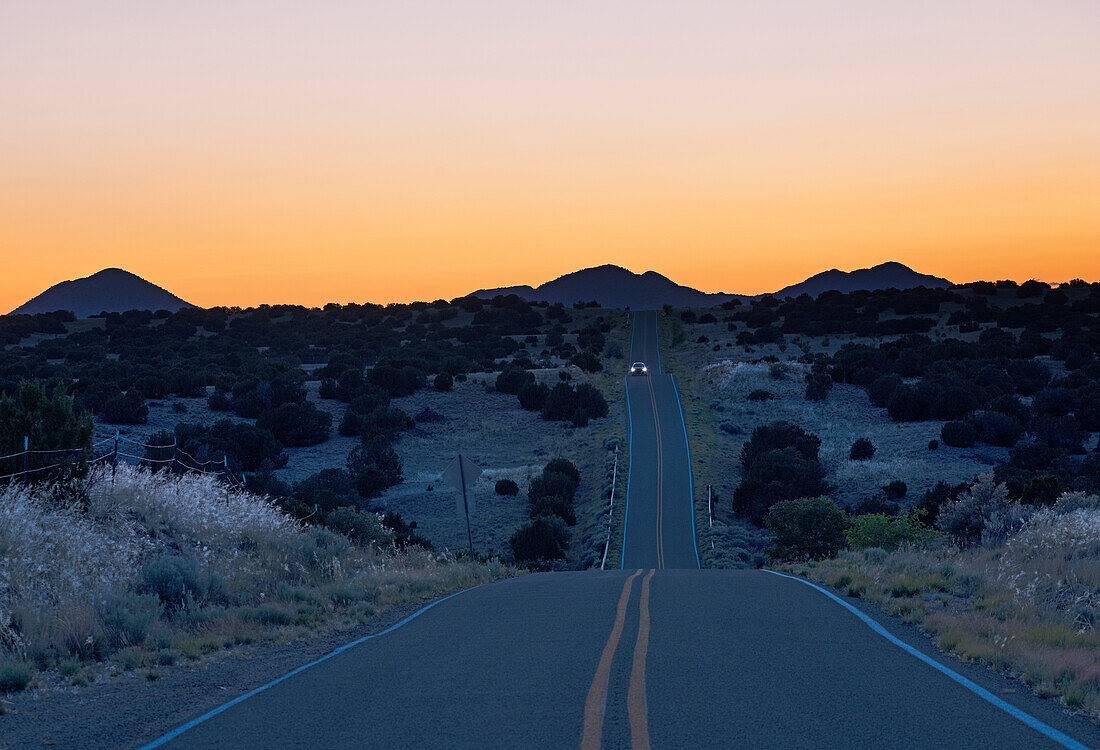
[2,1,1098,310]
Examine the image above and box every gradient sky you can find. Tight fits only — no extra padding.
[2,1,1098,310]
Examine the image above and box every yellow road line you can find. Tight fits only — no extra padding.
[628,569,656,750]
[580,570,642,750]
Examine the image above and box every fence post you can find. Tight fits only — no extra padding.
[224,456,230,504]
[22,436,28,484]
[111,429,119,487]
[708,484,713,528]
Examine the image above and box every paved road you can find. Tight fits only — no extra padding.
[145,313,1100,750]
[621,311,699,570]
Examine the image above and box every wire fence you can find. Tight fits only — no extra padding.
[0,430,247,488]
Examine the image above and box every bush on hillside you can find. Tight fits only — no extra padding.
[257,402,332,447]
[845,513,935,551]
[849,438,875,461]
[764,497,847,561]
[495,479,519,496]
[347,436,403,498]
[510,516,569,563]
[936,474,1029,547]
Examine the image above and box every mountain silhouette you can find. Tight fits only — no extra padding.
[472,262,950,308]
[472,265,736,308]
[9,268,196,317]
[769,262,950,299]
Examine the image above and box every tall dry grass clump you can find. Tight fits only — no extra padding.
[0,465,511,691]
[785,487,1100,721]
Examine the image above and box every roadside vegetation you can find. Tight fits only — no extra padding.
[0,464,512,698]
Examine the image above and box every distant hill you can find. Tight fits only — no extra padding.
[9,268,196,317]
[769,262,951,299]
[472,265,738,309]
[471,261,950,308]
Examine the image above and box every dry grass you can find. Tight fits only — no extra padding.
[0,465,514,691]
[783,498,1100,721]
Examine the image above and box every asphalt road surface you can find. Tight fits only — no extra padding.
[621,311,699,570]
[143,313,1100,750]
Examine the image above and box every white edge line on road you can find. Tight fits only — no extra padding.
[135,584,485,750]
[669,376,701,569]
[762,570,1092,750]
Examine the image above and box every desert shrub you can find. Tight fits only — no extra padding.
[1021,474,1062,506]
[936,474,1030,547]
[530,495,577,525]
[495,365,534,395]
[529,471,578,503]
[509,516,568,563]
[928,439,939,450]
[570,351,602,373]
[805,374,833,401]
[294,468,359,512]
[867,375,901,408]
[231,365,307,418]
[495,479,519,496]
[257,402,332,447]
[883,480,908,500]
[747,389,773,401]
[846,513,934,551]
[207,389,232,411]
[941,420,976,448]
[138,554,227,614]
[347,437,403,498]
[433,372,454,391]
[318,379,338,399]
[0,661,32,692]
[323,506,392,547]
[849,438,875,461]
[544,458,580,483]
[734,422,827,523]
[765,496,847,561]
[968,411,1023,447]
[931,387,979,421]
[100,390,149,424]
[517,382,549,411]
[1010,440,1058,471]
[368,363,424,397]
[915,481,960,524]
[701,519,771,569]
[97,592,163,649]
[887,386,931,422]
[540,382,608,422]
[571,408,589,427]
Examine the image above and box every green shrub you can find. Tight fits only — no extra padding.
[883,480,908,500]
[941,420,977,448]
[529,471,578,503]
[139,554,227,614]
[765,496,847,561]
[0,660,32,692]
[115,646,150,671]
[97,591,164,649]
[936,474,1030,547]
[849,438,875,461]
[433,372,454,391]
[347,436,403,498]
[530,495,576,525]
[846,513,935,551]
[747,389,773,401]
[256,402,332,446]
[495,479,519,496]
[510,516,569,563]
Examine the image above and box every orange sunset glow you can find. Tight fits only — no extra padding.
[2,1,1098,311]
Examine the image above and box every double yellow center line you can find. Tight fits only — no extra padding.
[581,569,656,750]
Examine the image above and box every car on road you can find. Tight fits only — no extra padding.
[630,362,648,375]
